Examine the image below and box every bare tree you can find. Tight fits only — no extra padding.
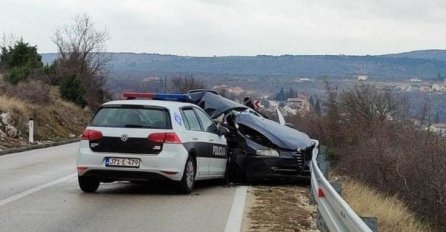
[339,84,407,125]
[53,14,110,110]
[290,82,446,230]
[169,74,206,93]
[54,14,109,75]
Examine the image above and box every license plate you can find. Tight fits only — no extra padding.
[105,157,141,168]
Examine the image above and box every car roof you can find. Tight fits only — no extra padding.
[102,99,196,108]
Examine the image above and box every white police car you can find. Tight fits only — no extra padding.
[76,92,229,194]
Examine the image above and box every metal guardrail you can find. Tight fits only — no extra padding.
[310,140,373,232]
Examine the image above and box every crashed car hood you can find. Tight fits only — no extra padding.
[188,92,248,119]
[236,113,313,150]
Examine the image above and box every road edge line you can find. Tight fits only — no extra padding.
[0,139,80,157]
[0,173,77,207]
[224,186,248,232]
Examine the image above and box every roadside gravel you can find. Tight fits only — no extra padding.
[242,185,319,232]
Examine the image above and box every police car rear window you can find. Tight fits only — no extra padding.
[90,106,171,129]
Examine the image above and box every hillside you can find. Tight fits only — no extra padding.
[384,49,446,61]
[0,80,90,149]
[41,50,446,83]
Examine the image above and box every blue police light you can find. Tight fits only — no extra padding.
[152,93,189,101]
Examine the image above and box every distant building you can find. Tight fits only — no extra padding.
[299,78,311,82]
[429,124,446,136]
[410,78,422,82]
[287,94,310,112]
[432,83,444,92]
[142,76,161,82]
[357,75,368,81]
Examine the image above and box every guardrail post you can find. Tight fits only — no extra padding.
[28,117,34,144]
[361,217,378,232]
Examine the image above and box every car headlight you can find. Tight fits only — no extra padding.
[256,149,280,157]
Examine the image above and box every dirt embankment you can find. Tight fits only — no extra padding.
[242,185,319,232]
[0,84,90,150]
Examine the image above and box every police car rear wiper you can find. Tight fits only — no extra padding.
[123,124,144,128]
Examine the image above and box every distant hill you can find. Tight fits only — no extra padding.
[384,49,446,61]
[41,50,446,81]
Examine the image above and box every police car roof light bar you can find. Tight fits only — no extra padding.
[123,92,189,101]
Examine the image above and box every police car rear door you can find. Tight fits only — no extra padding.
[180,107,210,176]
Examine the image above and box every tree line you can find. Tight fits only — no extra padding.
[0,14,109,111]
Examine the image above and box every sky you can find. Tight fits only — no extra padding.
[1,0,446,56]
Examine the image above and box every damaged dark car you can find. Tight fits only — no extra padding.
[187,90,316,182]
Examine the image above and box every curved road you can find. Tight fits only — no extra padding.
[0,143,239,232]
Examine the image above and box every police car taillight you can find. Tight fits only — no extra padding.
[81,129,103,141]
[123,92,189,101]
[148,132,182,144]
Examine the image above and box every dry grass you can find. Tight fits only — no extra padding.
[0,82,90,145]
[341,178,432,232]
[0,95,29,116]
[243,185,319,232]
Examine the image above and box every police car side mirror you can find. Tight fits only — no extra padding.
[218,126,230,136]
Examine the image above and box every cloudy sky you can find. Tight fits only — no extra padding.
[1,0,445,56]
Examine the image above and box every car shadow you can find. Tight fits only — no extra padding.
[228,176,310,187]
[93,179,228,196]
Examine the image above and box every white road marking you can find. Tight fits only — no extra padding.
[224,186,248,232]
[0,173,76,207]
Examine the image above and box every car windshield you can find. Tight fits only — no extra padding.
[90,106,171,129]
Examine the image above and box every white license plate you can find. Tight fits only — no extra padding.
[105,157,141,168]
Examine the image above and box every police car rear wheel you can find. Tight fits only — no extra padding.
[78,176,100,193]
[178,156,195,194]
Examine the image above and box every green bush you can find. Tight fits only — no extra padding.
[59,74,86,107]
[5,66,31,85]
[0,40,43,85]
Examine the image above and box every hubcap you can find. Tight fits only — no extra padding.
[186,160,194,188]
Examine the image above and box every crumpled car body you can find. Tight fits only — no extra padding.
[187,90,315,181]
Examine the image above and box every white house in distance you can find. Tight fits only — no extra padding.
[357,75,368,81]
[287,94,310,112]
[429,124,446,136]
[432,83,445,92]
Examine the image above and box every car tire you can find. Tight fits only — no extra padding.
[78,176,100,193]
[177,156,195,194]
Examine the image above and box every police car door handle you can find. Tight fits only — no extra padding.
[209,139,214,142]
[192,138,198,141]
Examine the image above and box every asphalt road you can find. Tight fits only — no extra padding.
[0,143,237,232]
